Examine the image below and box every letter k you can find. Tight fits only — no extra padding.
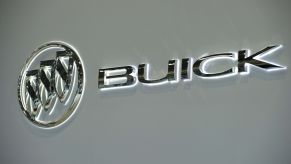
[238,45,285,73]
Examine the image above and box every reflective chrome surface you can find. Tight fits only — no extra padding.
[98,66,136,89]
[2,1,291,163]
[238,45,284,73]
[97,46,285,89]
[138,60,177,84]
[193,53,236,77]
[18,42,85,128]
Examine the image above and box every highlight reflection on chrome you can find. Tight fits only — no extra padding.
[18,41,85,128]
[98,45,286,90]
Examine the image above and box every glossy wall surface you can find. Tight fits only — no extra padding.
[0,0,291,163]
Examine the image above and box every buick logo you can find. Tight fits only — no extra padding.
[18,41,286,128]
[18,41,85,128]
[98,45,286,90]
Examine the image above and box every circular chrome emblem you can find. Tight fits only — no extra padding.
[18,41,85,128]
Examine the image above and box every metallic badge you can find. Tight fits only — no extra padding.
[98,45,286,90]
[18,41,85,128]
